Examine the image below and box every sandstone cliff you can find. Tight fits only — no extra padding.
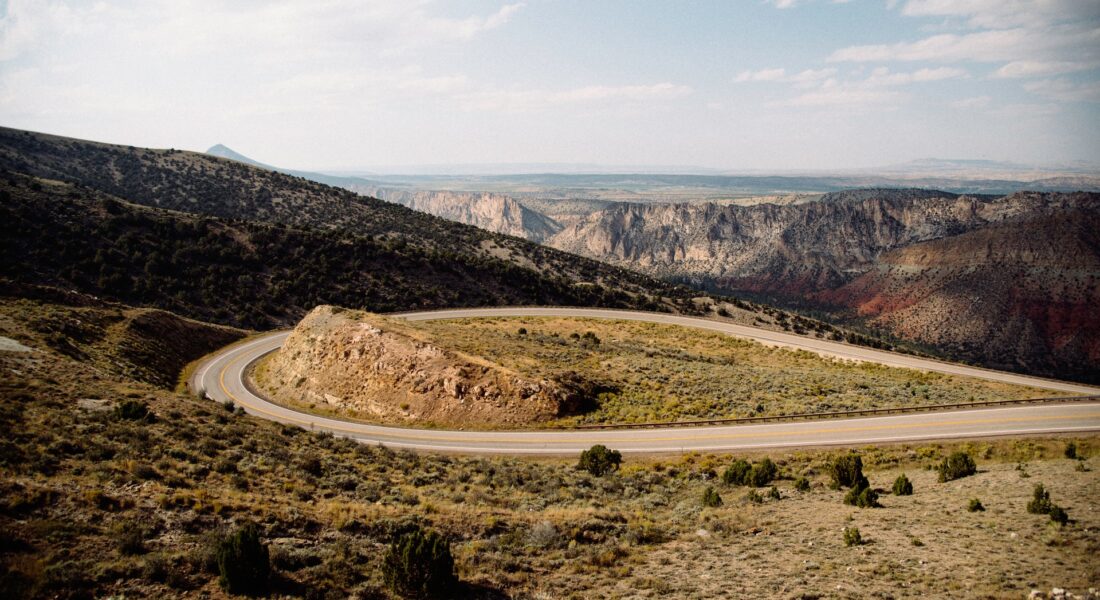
[259,306,595,426]
[352,186,563,242]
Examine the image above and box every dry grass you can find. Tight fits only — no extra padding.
[1,297,1096,599]
[405,316,1051,426]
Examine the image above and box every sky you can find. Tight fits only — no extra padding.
[1,0,1099,172]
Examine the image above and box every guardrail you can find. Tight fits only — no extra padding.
[571,395,1100,430]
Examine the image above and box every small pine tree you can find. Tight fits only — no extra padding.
[830,453,865,489]
[749,458,778,487]
[843,527,863,547]
[937,451,977,482]
[215,522,270,595]
[1049,505,1069,526]
[892,473,913,496]
[1064,441,1077,459]
[382,526,456,598]
[1026,483,1053,515]
[702,486,723,508]
[577,445,622,477]
[721,459,751,486]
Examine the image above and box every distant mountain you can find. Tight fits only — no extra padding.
[206,143,271,168]
[544,188,1100,382]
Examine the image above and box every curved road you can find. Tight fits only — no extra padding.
[191,308,1100,454]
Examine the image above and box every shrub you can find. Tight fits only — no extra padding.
[844,485,879,508]
[517,327,527,335]
[968,498,985,512]
[115,521,146,555]
[830,453,866,489]
[578,445,622,477]
[843,527,863,547]
[115,399,154,422]
[794,477,810,492]
[1049,505,1069,526]
[767,486,781,500]
[749,458,777,487]
[382,526,456,599]
[892,474,913,496]
[702,486,723,508]
[937,451,976,482]
[1064,441,1077,459]
[1026,484,1053,515]
[215,522,270,595]
[745,489,763,504]
[721,459,751,485]
[721,458,776,487]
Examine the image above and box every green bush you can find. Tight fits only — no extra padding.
[215,522,270,595]
[1026,483,1070,525]
[746,489,763,504]
[767,486,781,500]
[721,459,751,485]
[844,485,879,508]
[382,526,456,599]
[830,453,866,489]
[1064,441,1077,459]
[1049,505,1069,526]
[794,477,810,492]
[937,451,977,482]
[843,527,863,547]
[749,458,777,487]
[577,445,622,477]
[892,473,913,496]
[702,486,723,508]
[721,458,776,487]
[968,498,985,512]
[1027,484,1053,514]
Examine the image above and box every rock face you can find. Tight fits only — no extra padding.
[545,189,1100,381]
[260,306,593,426]
[355,187,563,242]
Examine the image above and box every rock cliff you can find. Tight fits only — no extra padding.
[258,306,595,426]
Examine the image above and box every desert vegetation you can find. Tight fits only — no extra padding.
[401,316,1049,424]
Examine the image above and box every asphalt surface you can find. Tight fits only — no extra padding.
[191,308,1100,454]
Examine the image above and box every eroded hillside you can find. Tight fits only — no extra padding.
[257,306,600,426]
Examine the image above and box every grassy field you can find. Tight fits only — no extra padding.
[399,317,1051,426]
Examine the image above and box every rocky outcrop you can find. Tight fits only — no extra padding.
[354,187,563,242]
[259,306,595,426]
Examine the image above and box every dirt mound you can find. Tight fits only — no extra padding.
[259,306,597,426]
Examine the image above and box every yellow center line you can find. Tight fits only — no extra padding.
[217,350,1100,445]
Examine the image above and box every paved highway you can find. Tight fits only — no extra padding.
[191,308,1100,454]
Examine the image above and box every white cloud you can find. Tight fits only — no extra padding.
[901,0,1099,29]
[771,67,964,108]
[457,82,692,112]
[734,68,787,83]
[735,67,837,86]
[1024,79,1100,103]
[993,60,1098,79]
[951,95,991,109]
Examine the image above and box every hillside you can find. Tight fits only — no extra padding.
[544,189,1100,382]
[819,209,1100,382]
[0,173,676,330]
[0,127,694,301]
[1,294,1096,598]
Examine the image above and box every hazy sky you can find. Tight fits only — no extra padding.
[2,0,1099,171]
